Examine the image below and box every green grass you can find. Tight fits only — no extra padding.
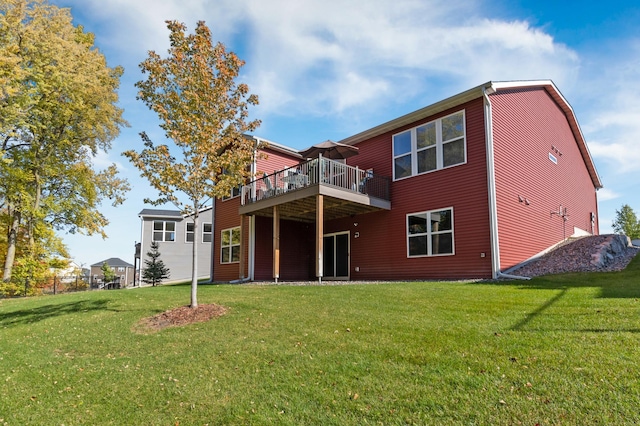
[1,255,640,425]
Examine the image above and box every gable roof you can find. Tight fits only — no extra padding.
[91,258,134,268]
[138,206,213,219]
[138,209,183,218]
[254,135,302,158]
[337,80,602,189]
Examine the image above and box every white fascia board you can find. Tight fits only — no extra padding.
[253,136,302,158]
[338,82,495,146]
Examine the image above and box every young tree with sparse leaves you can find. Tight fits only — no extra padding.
[612,204,640,240]
[124,20,261,308]
[100,262,116,285]
[142,241,170,286]
[0,0,129,283]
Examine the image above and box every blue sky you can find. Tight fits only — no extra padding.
[48,0,640,268]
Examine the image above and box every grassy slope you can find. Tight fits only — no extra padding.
[1,255,639,425]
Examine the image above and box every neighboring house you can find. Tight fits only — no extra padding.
[90,258,135,287]
[51,260,81,283]
[137,207,213,283]
[138,80,602,282]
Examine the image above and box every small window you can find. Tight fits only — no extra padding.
[407,208,454,257]
[221,227,241,264]
[203,223,213,243]
[186,222,195,242]
[222,186,241,201]
[117,267,125,272]
[549,153,558,164]
[186,222,212,242]
[153,220,176,242]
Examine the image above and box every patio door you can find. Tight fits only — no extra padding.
[323,231,350,279]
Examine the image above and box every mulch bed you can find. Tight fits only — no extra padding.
[133,304,228,334]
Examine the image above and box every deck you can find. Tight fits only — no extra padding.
[239,157,391,222]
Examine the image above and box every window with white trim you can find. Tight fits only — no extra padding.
[186,222,213,242]
[220,227,241,264]
[203,223,212,242]
[393,111,466,180]
[153,220,176,242]
[186,222,195,242]
[222,186,241,200]
[407,208,454,257]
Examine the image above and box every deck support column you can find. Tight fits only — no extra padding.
[273,205,280,282]
[316,194,324,282]
[239,214,246,280]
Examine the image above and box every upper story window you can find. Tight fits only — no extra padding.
[153,220,176,242]
[221,167,243,200]
[203,223,213,242]
[393,110,466,180]
[186,222,195,242]
[117,267,125,272]
[186,222,213,243]
[222,186,241,201]
[407,207,454,257]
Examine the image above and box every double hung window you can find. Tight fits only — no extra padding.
[407,208,454,257]
[202,223,213,242]
[393,111,466,180]
[221,227,241,264]
[186,222,213,243]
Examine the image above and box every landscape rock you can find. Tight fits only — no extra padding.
[509,234,639,278]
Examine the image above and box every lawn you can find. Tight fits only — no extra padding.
[1,255,639,425]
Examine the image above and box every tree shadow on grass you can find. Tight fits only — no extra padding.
[475,255,640,332]
[496,252,640,298]
[0,299,118,327]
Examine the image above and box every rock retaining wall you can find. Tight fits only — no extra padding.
[590,234,631,268]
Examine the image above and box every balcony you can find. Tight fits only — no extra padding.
[239,157,391,222]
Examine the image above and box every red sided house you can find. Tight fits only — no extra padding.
[213,80,602,282]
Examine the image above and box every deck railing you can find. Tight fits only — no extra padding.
[241,157,390,205]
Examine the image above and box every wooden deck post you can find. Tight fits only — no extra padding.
[239,214,245,279]
[316,194,324,282]
[273,205,280,282]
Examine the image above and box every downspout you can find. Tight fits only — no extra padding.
[138,215,145,286]
[209,201,216,283]
[249,139,259,281]
[248,215,255,280]
[483,86,531,281]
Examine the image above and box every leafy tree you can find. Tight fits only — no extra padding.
[0,0,129,282]
[124,20,261,308]
[142,241,170,286]
[612,204,640,239]
[100,262,116,284]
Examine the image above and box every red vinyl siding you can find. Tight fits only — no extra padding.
[256,147,300,175]
[213,197,245,282]
[491,87,599,270]
[253,216,315,281]
[213,146,302,282]
[331,97,494,280]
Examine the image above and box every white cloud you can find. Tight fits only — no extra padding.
[579,39,640,175]
[596,187,620,202]
[92,149,126,171]
[235,1,582,119]
[55,0,583,120]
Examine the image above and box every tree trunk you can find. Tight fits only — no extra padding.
[3,206,20,282]
[190,211,199,308]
